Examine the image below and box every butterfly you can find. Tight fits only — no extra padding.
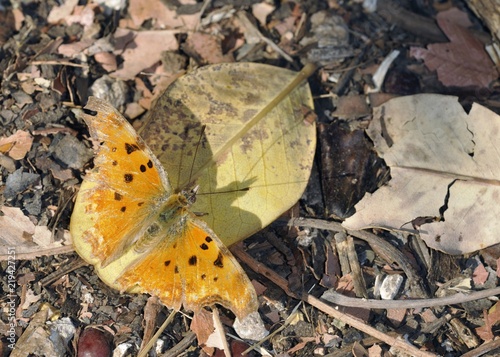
[70,97,258,320]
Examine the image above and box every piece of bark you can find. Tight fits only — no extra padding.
[466,0,500,44]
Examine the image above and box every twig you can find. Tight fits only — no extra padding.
[139,310,177,357]
[321,287,500,309]
[30,60,89,68]
[231,243,298,299]
[160,332,197,357]
[376,0,446,42]
[303,294,437,357]
[39,257,86,287]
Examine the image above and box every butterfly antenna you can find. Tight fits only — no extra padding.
[187,124,206,188]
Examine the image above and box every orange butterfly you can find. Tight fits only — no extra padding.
[70,97,258,320]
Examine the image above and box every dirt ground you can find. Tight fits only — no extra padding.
[1,0,500,356]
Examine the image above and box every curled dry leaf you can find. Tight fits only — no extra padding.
[111,28,178,80]
[343,94,500,255]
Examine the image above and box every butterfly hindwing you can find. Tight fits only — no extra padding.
[116,215,258,320]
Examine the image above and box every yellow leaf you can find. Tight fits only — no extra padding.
[137,63,316,245]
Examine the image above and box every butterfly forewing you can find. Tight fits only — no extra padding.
[72,98,171,266]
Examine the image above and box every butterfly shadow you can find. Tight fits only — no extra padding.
[136,98,262,246]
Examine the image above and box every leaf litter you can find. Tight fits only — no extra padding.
[2,1,500,356]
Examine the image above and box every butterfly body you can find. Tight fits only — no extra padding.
[71,97,258,320]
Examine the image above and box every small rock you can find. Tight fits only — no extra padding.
[50,134,93,169]
[4,168,40,199]
[380,274,404,300]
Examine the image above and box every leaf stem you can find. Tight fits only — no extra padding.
[182,62,318,189]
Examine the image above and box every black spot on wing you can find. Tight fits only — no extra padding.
[188,255,197,266]
[114,192,123,201]
[124,173,133,183]
[125,142,140,154]
[164,260,171,267]
[214,252,224,268]
[200,243,208,250]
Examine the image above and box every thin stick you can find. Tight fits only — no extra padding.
[304,294,437,357]
[212,307,231,357]
[321,287,500,309]
[138,310,177,357]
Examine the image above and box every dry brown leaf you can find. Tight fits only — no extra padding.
[126,0,199,30]
[475,301,500,341]
[47,0,78,24]
[368,344,383,357]
[0,130,33,160]
[65,3,97,30]
[251,3,275,26]
[93,51,117,72]
[190,310,216,355]
[58,38,94,58]
[472,263,489,285]
[410,9,498,88]
[111,28,178,80]
[183,32,234,65]
[0,206,73,260]
[343,94,500,254]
